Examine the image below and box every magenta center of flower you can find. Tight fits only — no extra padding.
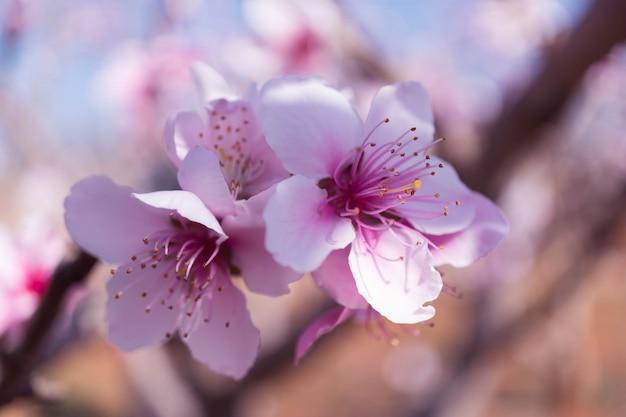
[111,212,231,337]
[321,118,453,232]
[206,99,265,199]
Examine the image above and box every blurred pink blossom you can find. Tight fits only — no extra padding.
[0,221,64,338]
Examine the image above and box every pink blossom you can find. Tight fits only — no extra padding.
[0,221,63,338]
[64,176,265,379]
[261,76,508,329]
[164,63,290,209]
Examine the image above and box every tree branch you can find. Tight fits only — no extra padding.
[0,250,97,405]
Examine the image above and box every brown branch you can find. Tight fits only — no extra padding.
[464,0,626,197]
[0,250,97,405]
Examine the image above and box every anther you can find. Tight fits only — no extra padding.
[384,118,390,123]
[438,163,444,168]
[141,292,147,297]
[115,293,121,299]
[425,155,431,159]
[225,322,230,328]
[143,238,149,244]
[126,268,132,274]
[455,200,461,206]
[165,332,172,338]
[145,307,151,313]
[110,269,116,275]
[410,127,416,131]
[131,255,137,261]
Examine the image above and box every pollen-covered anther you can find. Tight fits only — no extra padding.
[455,200,461,206]
[434,193,440,198]
[126,268,132,274]
[143,238,149,244]
[110,268,116,275]
[439,245,445,250]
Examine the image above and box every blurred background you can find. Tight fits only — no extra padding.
[1,0,625,416]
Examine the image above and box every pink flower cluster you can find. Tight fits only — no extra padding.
[64,64,507,379]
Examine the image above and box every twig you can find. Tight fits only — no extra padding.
[0,250,97,405]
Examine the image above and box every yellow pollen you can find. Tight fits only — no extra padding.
[439,245,445,249]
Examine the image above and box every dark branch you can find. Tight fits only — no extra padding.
[464,0,626,197]
[0,250,97,405]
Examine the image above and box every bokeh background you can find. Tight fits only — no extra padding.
[1,0,625,416]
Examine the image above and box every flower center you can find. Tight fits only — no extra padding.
[206,99,265,199]
[321,118,454,231]
[110,212,230,336]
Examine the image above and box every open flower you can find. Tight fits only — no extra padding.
[164,63,289,208]
[65,176,262,379]
[261,76,508,327]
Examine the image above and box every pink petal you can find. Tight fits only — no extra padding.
[222,202,301,295]
[264,175,356,273]
[428,192,508,267]
[163,111,208,168]
[295,307,354,363]
[349,227,442,324]
[105,262,180,350]
[133,190,225,237]
[64,176,171,264]
[186,278,260,379]
[190,61,236,103]
[404,156,476,235]
[364,82,435,146]
[311,248,368,310]
[177,147,236,217]
[260,75,363,180]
